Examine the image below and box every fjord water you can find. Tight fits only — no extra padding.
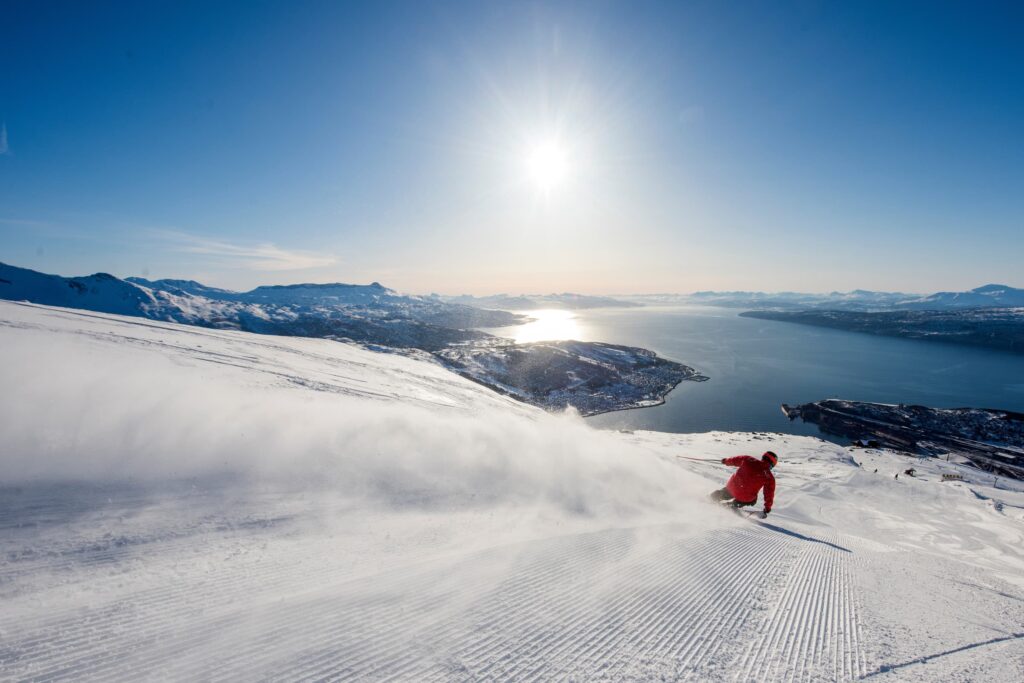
[486,306,1024,440]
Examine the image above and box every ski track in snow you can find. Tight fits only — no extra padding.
[734,531,865,683]
[1,507,880,682]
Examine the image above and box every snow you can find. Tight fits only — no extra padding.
[2,301,1023,681]
[0,261,522,338]
[2,263,704,415]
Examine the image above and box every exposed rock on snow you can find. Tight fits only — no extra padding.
[783,399,1024,478]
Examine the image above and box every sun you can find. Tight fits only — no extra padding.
[524,139,570,192]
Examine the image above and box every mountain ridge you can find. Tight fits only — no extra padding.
[627,283,1024,310]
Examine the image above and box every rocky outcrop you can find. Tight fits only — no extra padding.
[784,399,1024,478]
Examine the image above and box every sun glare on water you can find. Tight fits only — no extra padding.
[511,309,582,343]
[524,139,570,192]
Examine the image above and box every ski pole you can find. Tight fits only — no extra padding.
[675,455,723,463]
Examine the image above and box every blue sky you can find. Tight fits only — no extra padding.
[2,1,1022,294]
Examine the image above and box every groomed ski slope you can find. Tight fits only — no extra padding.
[1,301,1023,682]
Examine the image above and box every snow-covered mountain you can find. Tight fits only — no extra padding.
[1,261,521,340]
[0,262,523,330]
[0,262,185,317]
[131,275,411,307]
[2,300,1022,681]
[631,284,1024,311]
[628,289,914,310]
[126,276,245,300]
[896,283,1024,309]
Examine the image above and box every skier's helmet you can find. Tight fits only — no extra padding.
[762,451,778,468]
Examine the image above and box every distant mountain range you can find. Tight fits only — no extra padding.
[897,284,1024,310]
[742,307,1024,354]
[0,262,521,350]
[5,263,1020,318]
[669,284,1024,354]
[627,284,1024,311]
[443,293,641,311]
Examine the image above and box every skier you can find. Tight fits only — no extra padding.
[709,451,777,519]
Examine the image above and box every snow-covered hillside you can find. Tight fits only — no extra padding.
[0,261,522,336]
[2,301,1023,681]
[0,262,700,415]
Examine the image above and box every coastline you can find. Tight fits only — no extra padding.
[438,340,708,417]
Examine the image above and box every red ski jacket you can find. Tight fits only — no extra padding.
[723,456,775,512]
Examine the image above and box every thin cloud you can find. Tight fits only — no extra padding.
[155,230,336,271]
[0,123,9,155]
